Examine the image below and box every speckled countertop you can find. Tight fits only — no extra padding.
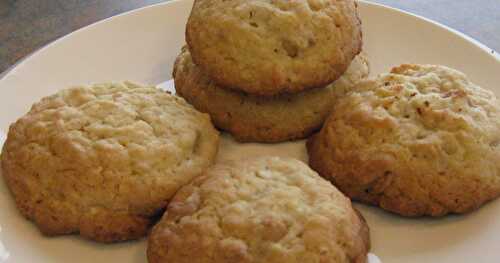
[1,0,499,74]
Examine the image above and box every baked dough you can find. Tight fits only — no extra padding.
[308,64,500,216]
[186,0,363,96]
[1,82,219,242]
[148,156,370,263]
[174,47,369,142]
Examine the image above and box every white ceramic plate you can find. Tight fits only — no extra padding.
[1,0,499,262]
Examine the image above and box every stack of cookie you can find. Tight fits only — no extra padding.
[175,0,368,143]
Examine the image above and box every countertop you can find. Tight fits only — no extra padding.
[1,0,499,74]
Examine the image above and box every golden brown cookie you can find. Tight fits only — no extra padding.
[307,64,500,217]
[186,0,363,96]
[1,82,219,242]
[174,47,369,143]
[148,156,370,263]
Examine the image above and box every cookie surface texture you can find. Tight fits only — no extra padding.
[1,82,219,242]
[308,64,500,217]
[148,156,370,263]
[186,0,363,96]
[174,47,369,142]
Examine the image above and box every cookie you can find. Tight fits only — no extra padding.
[307,64,500,217]
[1,82,219,242]
[148,156,370,263]
[174,47,369,143]
[186,0,362,96]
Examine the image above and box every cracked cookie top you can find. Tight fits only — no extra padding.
[1,82,219,242]
[186,0,363,96]
[307,64,500,217]
[147,156,370,263]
